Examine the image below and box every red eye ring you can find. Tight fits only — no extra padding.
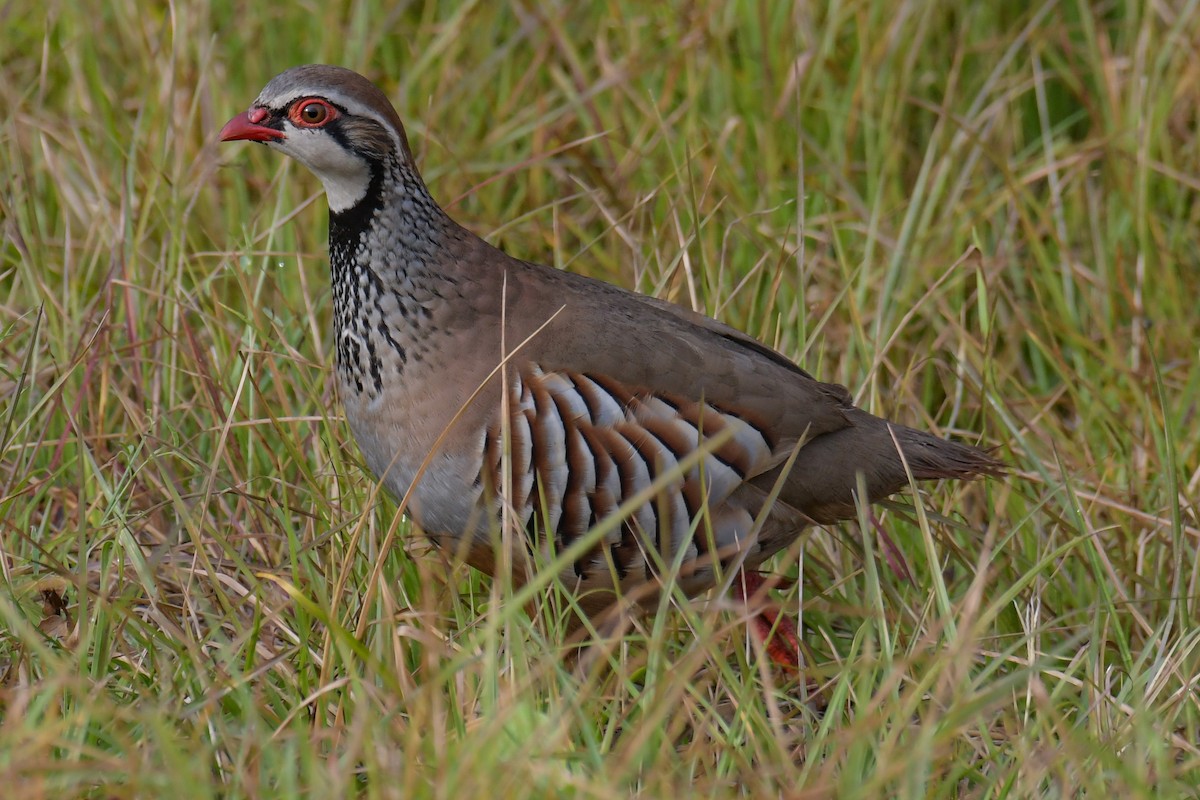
[289,98,337,128]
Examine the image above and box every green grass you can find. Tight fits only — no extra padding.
[3,0,1200,797]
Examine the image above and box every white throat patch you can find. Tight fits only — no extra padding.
[272,129,371,213]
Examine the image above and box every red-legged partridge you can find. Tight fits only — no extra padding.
[220,65,1002,662]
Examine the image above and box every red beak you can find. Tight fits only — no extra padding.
[219,108,285,143]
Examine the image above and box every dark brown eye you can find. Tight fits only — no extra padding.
[290,99,334,127]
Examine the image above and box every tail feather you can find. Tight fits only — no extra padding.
[761,409,1003,524]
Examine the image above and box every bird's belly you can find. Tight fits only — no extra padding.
[341,381,488,538]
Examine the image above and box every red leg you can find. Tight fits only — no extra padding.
[732,570,801,670]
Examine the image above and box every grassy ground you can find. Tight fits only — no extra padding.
[3,0,1200,797]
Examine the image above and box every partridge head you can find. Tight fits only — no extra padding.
[220,65,1002,647]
